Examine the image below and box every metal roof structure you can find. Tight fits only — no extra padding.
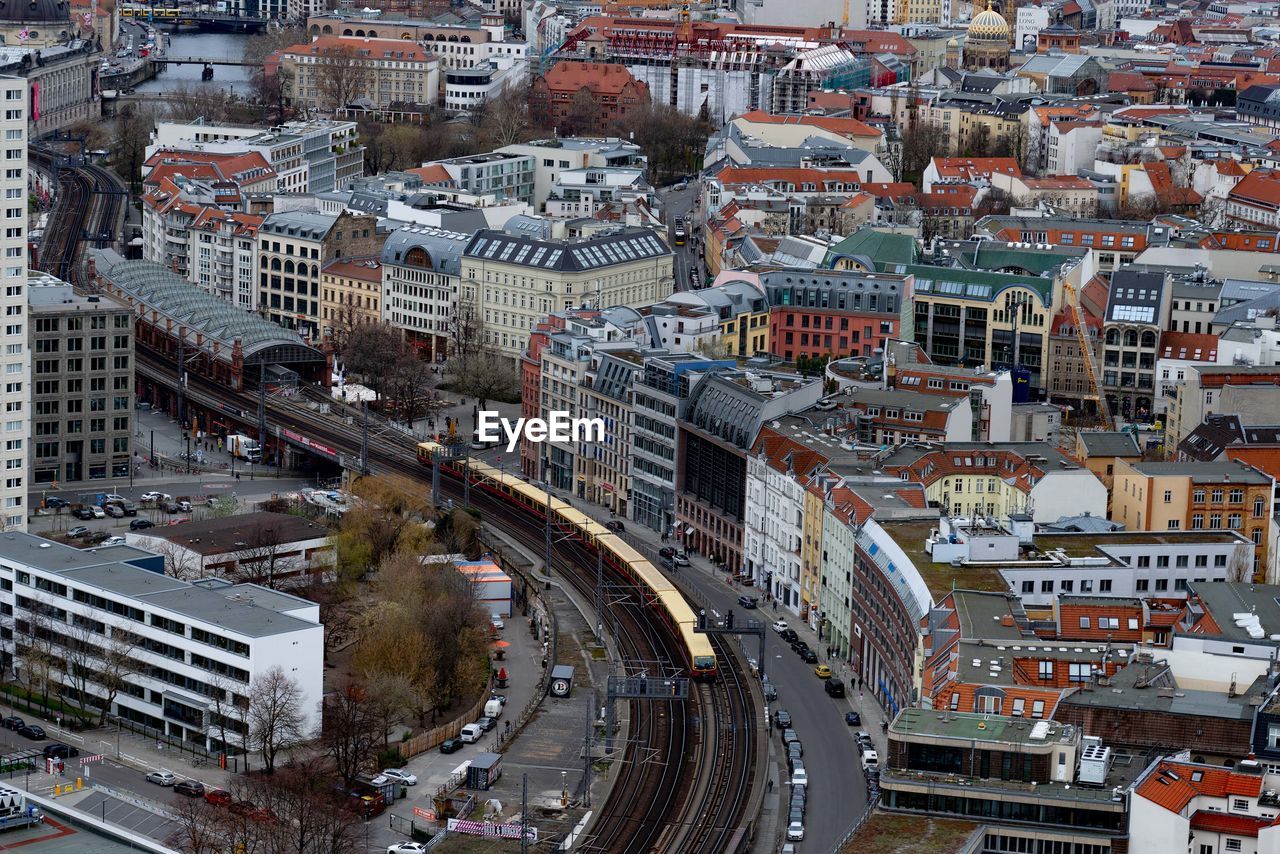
[91,251,324,367]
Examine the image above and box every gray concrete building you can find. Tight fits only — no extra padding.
[29,274,133,488]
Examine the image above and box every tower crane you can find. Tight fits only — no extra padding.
[1062,278,1113,430]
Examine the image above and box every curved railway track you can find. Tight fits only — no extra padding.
[135,349,761,851]
[30,148,126,284]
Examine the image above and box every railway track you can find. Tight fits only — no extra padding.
[29,148,126,284]
[135,350,760,850]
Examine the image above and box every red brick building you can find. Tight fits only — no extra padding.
[529,61,650,136]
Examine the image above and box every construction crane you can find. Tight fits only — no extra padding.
[841,0,850,27]
[1062,278,1113,430]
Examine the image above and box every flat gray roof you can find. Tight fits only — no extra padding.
[1130,460,1271,483]
[0,533,319,639]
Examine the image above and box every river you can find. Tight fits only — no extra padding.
[134,30,254,94]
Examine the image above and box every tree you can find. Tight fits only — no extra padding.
[231,520,305,589]
[250,65,292,125]
[996,122,1032,174]
[97,623,138,725]
[314,45,373,113]
[900,118,949,186]
[456,349,520,413]
[565,87,600,136]
[171,794,223,854]
[330,474,435,579]
[205,670,245,757]
[236,758,365,854]
[363,670,413,751]
[382,353,435,428]
[613,103,713,185]
[966,123,993,158]
[447,296,485,366]
[246,665,306,774]
[245,25,306,69]
[1227,544,1254,583]
[320,680,380,789]
[109,104,160,195]
[208,494,239,519]
[340,323,402,396]
[479,82,535,149]
[359,122,431,174]
[15,598,59,707]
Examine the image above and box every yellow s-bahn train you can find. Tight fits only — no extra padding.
[119,4,182,17]
[418,440,717,679]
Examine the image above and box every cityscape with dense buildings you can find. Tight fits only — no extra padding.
[4,0,1280,850]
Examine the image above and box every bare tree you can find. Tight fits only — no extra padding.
[565,87,601,136]
[109,104,160,195]
[230,521,303,590]
[246,666,306,774]
[237,758,365,854]
[320,680,380,789]
[447,296,485,366]
[456,350,520,413]
[900,118,950,186]
[205,670,245,758]
[1227,544,1254,583]
[314,45,373,113]
[250,66,292,125]
[171,794,223,854]
[97,624,138,725]
[145,538,205,580]
[245,24,306,68]
[362,670,412,751]
[383,354,435,428]
[15,599,59,708]
[340,323,403,399]
[480,81,534,149]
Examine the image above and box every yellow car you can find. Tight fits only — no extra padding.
[813,664,833,679]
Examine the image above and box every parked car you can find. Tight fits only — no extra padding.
[105,504,125,518]
[799,649,819,664]
[459,723,483,743]
[814,664,832,679]
[162,501,180,514]
[861,750,880,771]
[476,716,496,732]
[44,496,68,509]
[119,502,139,516]
[779,629,798,644]
[204,788,232,806]
[671,552,690,566]
[791,765,808,786]
[773,709,791,729]
[658,547,676,559]
[761,676,777,701]
[772,619,789,633]
[781,728,799,750]
[387,843,429,854]
[845,711,861,726]
[439,738,462,754]
[101,536,126,547]
[1,716,22,730]
[67,526,89,538]
[146,770,176,786]
[490,616,504,630]
[176,500,192,513]
[84,531,112,545]
[856,731,873,751]
[19,725,45,741]
[787,821,804,841]
[102,494,125,504]
[787,742,803,769]
[380,768,417,786]
[90,506,105,518]
[72,507,94,520]
[790,640,809,655]
[174,780,205,797]
[42,743,78,759]
[140,492,168,503]
[129,518,155,530]
[737,595,757,609]
[825,679,846,698]
[605,520,625,533]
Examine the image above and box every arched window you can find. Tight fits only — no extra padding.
[322,25,332,34]
[1141,330,1156,348]
[283,260,295,274]
[1105,328,1119,345]
[270,257,281,271]
[1123,329,1138,348]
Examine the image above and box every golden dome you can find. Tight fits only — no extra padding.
[968,0,1010,41]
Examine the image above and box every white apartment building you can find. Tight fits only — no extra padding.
[149,120,365,194]
[443,60,527,112]
[745,451,806,614]
[460,225,674,359]
[380,225,471,362]
[495,138,645,211]
[0,534,324,750]
[544,167,655,220]
[1,76,25,531]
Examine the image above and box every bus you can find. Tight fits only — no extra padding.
[673,217,687,245]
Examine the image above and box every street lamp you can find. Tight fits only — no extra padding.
[184,433,191,474]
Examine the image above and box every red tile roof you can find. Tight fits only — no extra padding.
[1022,176,1095,190]
[1106,71,1156,92]
[712,166,869,192]
[931,157,1021,181]
[1189,810,1269,837]
[539,60,647,95]
[408,164,454,186]
[1159,332,1219,362]
[1229,170,1280,210]
[1135,761,1262,814]
[281,36,432,63]
[1144,161,1202,207]
[737,110,882,138]
[322,257,382,281]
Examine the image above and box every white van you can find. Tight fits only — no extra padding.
[459,723,483,743]
[484,699,504,719]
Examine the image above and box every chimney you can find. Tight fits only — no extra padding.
[1000,614,1014,627]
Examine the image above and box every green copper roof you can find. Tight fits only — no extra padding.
[881,262,1055,307]
[824,229,919,267]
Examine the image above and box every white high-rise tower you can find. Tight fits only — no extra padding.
[1,76,28,531]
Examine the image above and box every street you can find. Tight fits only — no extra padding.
[658,181,707,291]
